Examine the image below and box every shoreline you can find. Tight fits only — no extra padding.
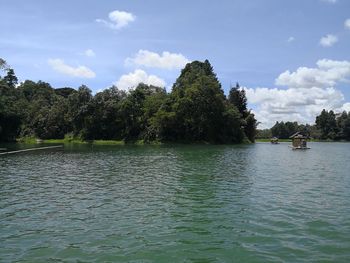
[255,138,349,143]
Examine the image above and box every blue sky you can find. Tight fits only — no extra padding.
[1,0,350,127]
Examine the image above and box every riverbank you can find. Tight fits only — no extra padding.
[10,137,347,145]
[14,136,253,145]
[16,137,158,145]
[255,138,349,143]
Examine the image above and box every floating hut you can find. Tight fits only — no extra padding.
[289,132,310,150]
[270,137,279,144]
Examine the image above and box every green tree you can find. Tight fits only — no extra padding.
[164,60,244,143]
[3,68,18,88]
[92,86,126,140]
[316,109,337,139]
[244,113,258,142]
[0,58,8,74]
[228,83,248,118]
[0,73,21,141]
[68,85,94,139]
[172,61,225,141]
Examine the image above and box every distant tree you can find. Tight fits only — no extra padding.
[228,83,248,118]
[271,121,290,139]
[256,129,272,139]
[3,68,18,88]
[0,72,21,141]
[316,109,337,139]
[0,58,8,74]
[0,59,259,144]
[68,85,94,139]
[54,87,77,98]
[92,86,126,140]
[335,111,350,140]
[244,113,258,142]
[342,113,350,140]
[32,97,70,139]
[168,60,243,142]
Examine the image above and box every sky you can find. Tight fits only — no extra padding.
[1,0,350,128]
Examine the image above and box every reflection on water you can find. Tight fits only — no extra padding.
[0,143,350,262]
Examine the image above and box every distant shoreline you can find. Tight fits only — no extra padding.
[1,137,348,146]
[11,137,248,146]
[255,138,349,143]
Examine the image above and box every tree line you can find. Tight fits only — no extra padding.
[257,109,350,141]
[0,58,257,143]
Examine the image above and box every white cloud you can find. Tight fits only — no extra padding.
[48,58,96,78]
[275,59,350,88]
[125,50,190,70]
[246,59,350,128]
[345,19,350,30]
[319,34,338,47]
[321,0,337,3]
[84,49,95,57]
[342,103,350,112]
[287,36,295,42]
[96,10,135,30]
[246,86,344,128]
[115,69,165,91]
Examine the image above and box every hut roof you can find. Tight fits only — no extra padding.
[289,132,307,139]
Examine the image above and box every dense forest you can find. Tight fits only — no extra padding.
[257,109,350,141]
[0,58,258,143]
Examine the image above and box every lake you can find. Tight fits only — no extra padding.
[1,142,350,262]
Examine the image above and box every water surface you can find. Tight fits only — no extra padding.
[1,142,350,262]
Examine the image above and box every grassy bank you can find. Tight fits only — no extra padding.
[16,137,165,145]
[18,137,124,145]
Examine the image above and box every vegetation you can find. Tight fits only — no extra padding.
[0,58,257,144]
[257,110,350,141]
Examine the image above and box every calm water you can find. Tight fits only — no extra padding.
[1,142,350,262]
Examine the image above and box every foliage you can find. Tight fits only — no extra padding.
[257,110,350,141]
[228,83,248,118]
[3,69,18,88]
[0,58,256,143]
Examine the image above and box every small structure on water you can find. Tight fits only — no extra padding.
[270,137,279,144]
[289,132,310,150]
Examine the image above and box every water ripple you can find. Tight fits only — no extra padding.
[1,143,350,262]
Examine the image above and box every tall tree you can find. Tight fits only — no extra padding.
[244,113,258,142]
[167,60,241,142]
[228,83,248,118]
[316,109,337,139]
[3,68,18,88]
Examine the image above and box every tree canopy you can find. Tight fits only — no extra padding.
[0,58,257,143]
[257,110,350,141]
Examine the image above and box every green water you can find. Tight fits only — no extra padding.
[1,142,350,262]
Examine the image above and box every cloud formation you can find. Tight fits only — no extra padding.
[125,50,190,70]
[275,59,350,88]
[84,49,95,57]
[48,59,96,78]
[96,10,135,30]
[319,34,338,47]
[115,69,165,91]
[245,59,350,128]
[345,19,350,30]
[246,86,344,128]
